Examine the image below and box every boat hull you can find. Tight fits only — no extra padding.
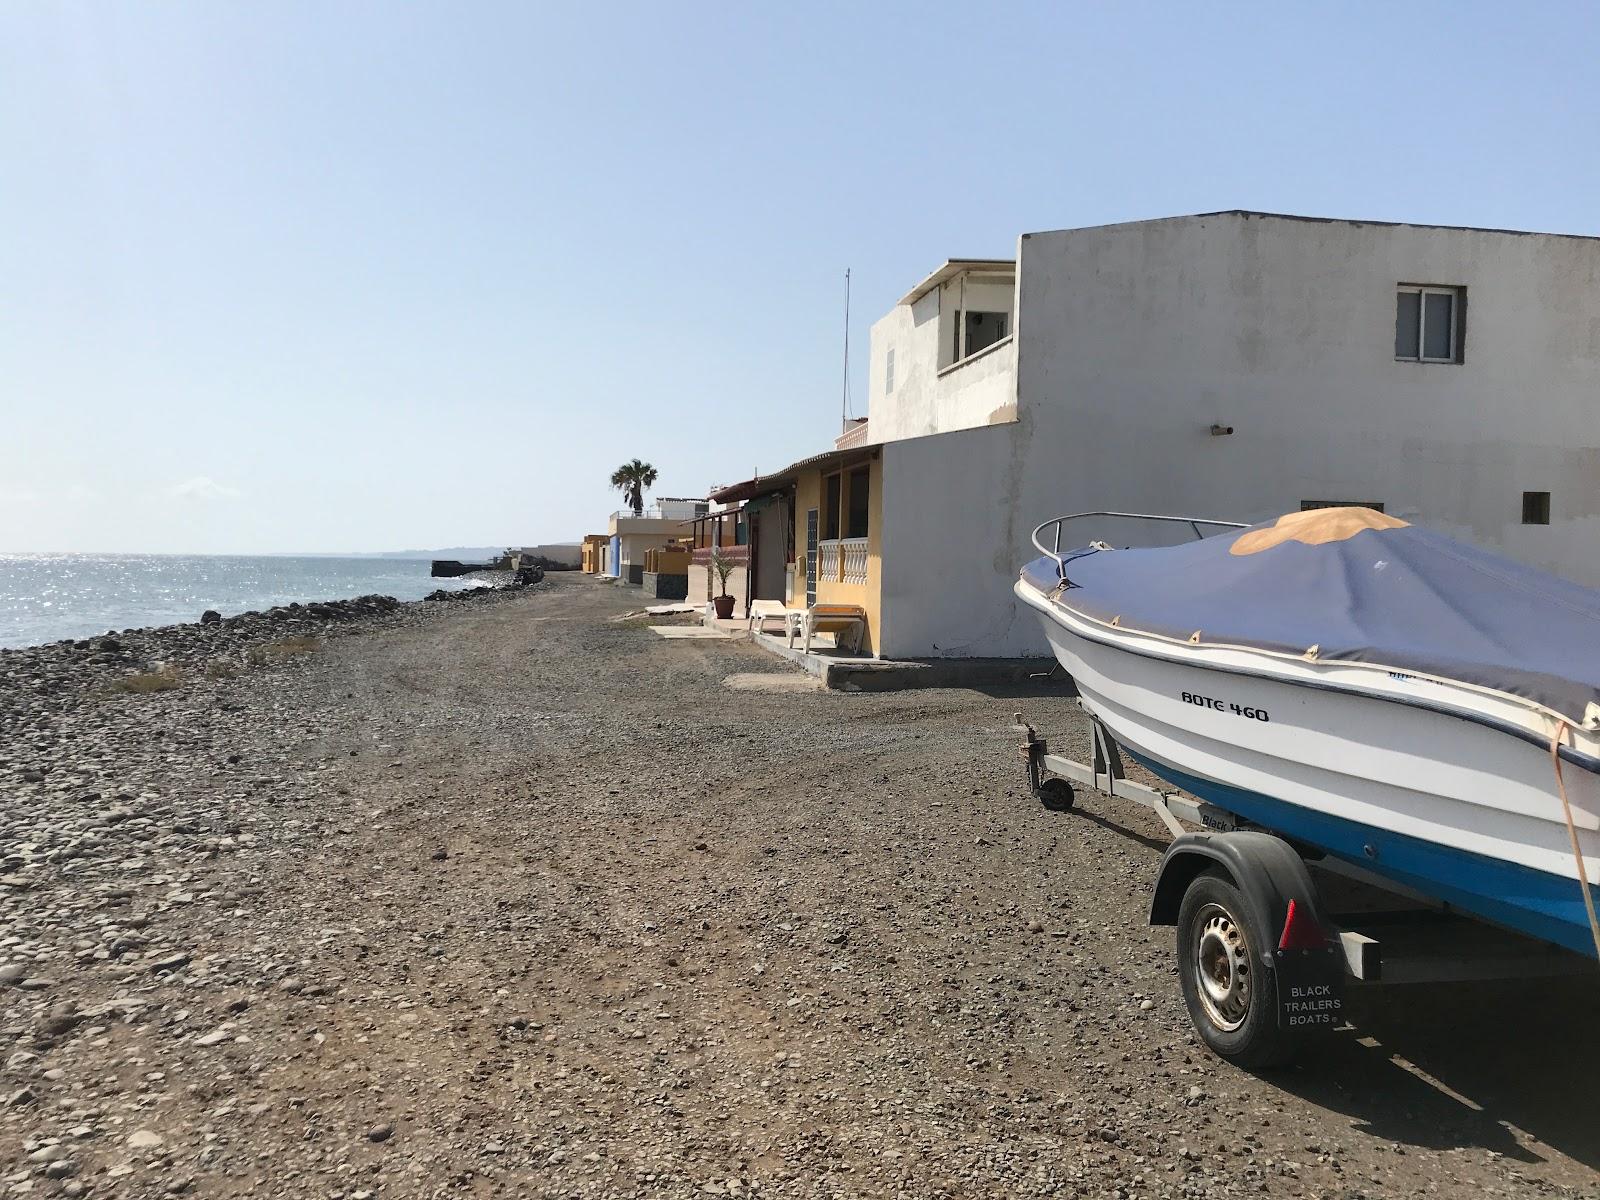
[1017,581,1600,957]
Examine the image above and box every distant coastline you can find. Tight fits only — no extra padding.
[0,552,498,650]
[288,546,511,560]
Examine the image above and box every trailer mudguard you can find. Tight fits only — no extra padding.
[1151,830,1347,1032]
[1149,831,1333,957]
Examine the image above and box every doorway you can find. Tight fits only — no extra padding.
[753,504,787,602]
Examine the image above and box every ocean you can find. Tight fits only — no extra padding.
[0,553,489,650]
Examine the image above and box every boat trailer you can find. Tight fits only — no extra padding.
[1016,704,1594,1067]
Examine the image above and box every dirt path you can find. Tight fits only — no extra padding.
[4,573,1598,1198]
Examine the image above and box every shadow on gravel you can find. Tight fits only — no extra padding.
[954,680,1596,1177]
[1035,769,1599,1172]
[1269,977,1599,1169]
[969,679,1080,701]
[1047,794,1170,855]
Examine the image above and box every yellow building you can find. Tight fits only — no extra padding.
[580,534,609,574]
[709,443,882,653]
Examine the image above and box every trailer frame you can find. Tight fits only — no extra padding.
[1016,704,1593,1062]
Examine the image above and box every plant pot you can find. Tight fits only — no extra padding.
[712,594,736,619]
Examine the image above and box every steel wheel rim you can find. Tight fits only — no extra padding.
[1193,902,1252,1032]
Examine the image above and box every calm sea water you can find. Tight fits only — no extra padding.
[0,554,487,649]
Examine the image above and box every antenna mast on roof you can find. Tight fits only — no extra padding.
[841,268,852,427]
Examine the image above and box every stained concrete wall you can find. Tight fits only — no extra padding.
[876,211,1600,659]
[876,423,1033,659]
[1018,212,1600,575]
[868,277,1018,443]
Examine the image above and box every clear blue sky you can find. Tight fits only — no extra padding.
[5,3,1599,554]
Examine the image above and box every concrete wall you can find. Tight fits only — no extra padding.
[1018,212,1600,578]
[642,571,689,601]
[610,515,697,540]
[617,531,685,575]
[687,562,750,611]
[657,498,708,520]
[644,546,691,573]
[875,211,1600,658]
[521,543,582,567]
[877,423,1038,658]
[868,277,1019,444]
[752,501,788,601]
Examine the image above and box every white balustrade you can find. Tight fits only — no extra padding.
[818,541,841,581]
[817,538,869,585]
[841,538,869,585]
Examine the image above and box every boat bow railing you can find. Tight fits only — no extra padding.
[1030,511,1249,580]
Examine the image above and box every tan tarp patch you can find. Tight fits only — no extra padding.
[1230,507,1409,556]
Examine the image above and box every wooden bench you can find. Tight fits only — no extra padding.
[797,604,867,654]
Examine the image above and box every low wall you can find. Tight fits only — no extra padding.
[642,571,689,601]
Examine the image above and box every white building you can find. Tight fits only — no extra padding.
[861,210,1600,659]
[607,497,706,584]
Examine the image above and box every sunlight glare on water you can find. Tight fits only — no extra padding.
[0,554,482,649]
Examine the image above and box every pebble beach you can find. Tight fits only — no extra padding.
[2,572,1596,1199]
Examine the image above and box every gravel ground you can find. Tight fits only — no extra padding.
[3,572,1597,1199]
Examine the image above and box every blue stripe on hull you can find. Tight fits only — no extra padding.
[1122,747,1600,959]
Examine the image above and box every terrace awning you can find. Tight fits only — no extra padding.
[709,446,877,505]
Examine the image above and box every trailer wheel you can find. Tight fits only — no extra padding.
[1175,871,1298,1069]
[1038,778,1075,811]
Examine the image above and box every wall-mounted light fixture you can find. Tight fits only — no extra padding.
[1209,423,1234,436]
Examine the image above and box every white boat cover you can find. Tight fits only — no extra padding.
[1021,508,1600,725]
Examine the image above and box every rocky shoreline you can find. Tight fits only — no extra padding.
[1,571,547,1196]
[0,572,533,735]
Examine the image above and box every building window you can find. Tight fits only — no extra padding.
[1523,491,1551,525]
[885,348,895,394]
[961,311,1009,359]
[1301,500,1385,513]
[823,473,842,541]
[846,466,870,538]
[735,514,749,545]
[1395,285,1463,363]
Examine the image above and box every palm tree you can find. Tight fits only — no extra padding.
[609,458,658,516]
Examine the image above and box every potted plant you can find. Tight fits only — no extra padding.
[711,549,737,619]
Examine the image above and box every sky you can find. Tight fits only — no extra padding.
[4,3,1600,554]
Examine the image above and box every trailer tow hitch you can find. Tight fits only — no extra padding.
[1015,713,1074,810]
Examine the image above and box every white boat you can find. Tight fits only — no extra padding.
[1015,507,1600,957]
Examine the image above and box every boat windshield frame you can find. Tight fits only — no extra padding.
[1030,512,1248,580]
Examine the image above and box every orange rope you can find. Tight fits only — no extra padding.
[1550,719,1600,963]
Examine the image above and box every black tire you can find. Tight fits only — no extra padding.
[1038,778,1075,812]
[1175,871,1301,1069]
